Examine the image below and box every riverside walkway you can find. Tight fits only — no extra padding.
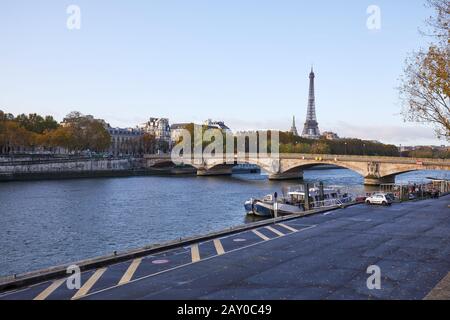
[1,196,450,300]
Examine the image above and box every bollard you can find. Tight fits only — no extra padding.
[304,183,310,211]
[273,192,278,218]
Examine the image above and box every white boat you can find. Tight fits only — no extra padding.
[245,194,304,217]
[244,185,352,217]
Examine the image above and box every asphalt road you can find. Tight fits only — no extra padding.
[1,195,449,300]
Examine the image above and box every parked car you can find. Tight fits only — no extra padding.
[365,193,393,206]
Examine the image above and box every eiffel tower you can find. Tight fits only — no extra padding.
[290,115,299,136]
[301,67,320,139]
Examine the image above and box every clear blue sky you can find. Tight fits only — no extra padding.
[0,0,443,146]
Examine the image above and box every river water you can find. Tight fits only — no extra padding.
[0,169,448,277]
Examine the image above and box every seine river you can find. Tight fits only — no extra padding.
[0,168,448,277]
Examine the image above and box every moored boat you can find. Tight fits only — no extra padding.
[244,184,352,218]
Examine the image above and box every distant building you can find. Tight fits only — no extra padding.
[234,130,257,135]
[433,145,449,151]
[203,119,231,131]
[108,126,143,156]
[290,116,299,136]
[322,131,339,140]
[170,120,231,144]
[399,145,416,153]
[139,118,171,146]
[170,123,192,143]
[61,114,108,129]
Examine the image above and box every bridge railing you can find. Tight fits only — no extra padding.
[275,153,450,165]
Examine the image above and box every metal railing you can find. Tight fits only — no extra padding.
[379,181,450,201]
[311,196,353,209]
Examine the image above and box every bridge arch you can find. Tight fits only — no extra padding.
[281,160,368,178]
[148,160,176,168]
[204,158,275,174]
[145,159,198,172]
[382,167,448,180]
[379,167,423,179]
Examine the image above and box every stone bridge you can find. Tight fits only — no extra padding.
[144,153,450,185]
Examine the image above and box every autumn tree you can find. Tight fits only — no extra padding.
[140,133,156,154]
[0,110,113,154]
[1,111,50,153]
[0,120,34,153]
[15,113,59,134]
[59,112,111,152]
[410,147,435,158]
[399,0,449,140]
[0,110,14,121]
[85,120,111,151]
[310,141,331,154]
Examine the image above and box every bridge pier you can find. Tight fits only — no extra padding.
[269,170,304,181]
[197,167,233,177]
[364,176,395,186]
